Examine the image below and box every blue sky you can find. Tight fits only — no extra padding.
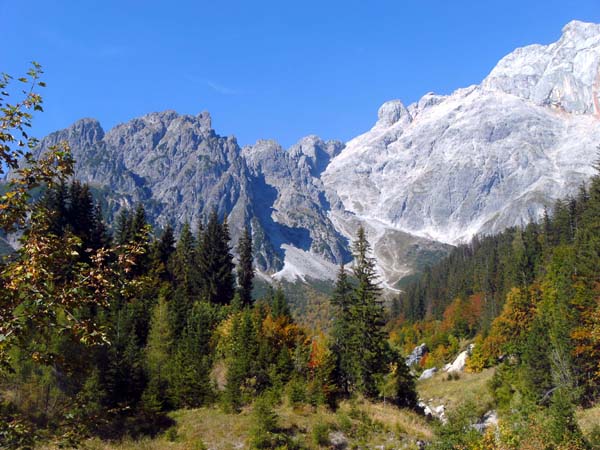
[3,0,600,148]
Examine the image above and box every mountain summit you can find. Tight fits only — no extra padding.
[27,20,600,288]
[322,20,600,276]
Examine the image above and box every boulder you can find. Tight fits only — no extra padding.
[444,344,475,373]
[419,367,437,380]
[406,343,427,367]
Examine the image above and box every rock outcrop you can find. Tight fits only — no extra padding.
[16,21,600,287]
[323,20,600,256]
[444,344,475,373]
[406,343,428,367]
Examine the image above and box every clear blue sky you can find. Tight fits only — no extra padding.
[3,0,600,148]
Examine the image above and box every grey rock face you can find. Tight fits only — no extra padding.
[482,21,600,115]
[0,236,14,256]
[32,112,348,274]
[323,20,600,254]
[242,136,349,265]
[418,368,437,380]
[406,343,428,367]
[24,20,600,287]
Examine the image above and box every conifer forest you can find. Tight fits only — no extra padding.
[3,23,600,449]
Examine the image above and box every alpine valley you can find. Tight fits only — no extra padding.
[10,20,600,290]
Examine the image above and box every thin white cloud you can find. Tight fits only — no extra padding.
[205,80,237,95]
[185,74,238,95]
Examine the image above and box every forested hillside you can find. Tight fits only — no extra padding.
[4,53,600,449]
[1,183,418,448]
[391,159,600,448]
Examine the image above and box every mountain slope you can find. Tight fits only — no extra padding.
[17,20,600,288]
[323,20,600,249]
[30,111,351,274]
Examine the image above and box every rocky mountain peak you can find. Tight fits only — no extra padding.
[68,118,105,144]
[197,110,212,131]
[19,20,600,289]
[376,100,411,127]
[482,20,600,115]
[324,20,600,277]
[561,19,600,40]
[288,135,344,177]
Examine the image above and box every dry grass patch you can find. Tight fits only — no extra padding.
[345,398,433,442]
[39,397,434,449]
[417,367,495,414]
[576,403,600,437]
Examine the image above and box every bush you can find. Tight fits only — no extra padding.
[164,426,178,442]
[287,378,307,407]
[431,401,482,450]
[588,424,600,449]
[336,412,353,434]
[191,440,208,450]
[446,372,460,381]
[312,422,330,447]
[248,394,285,449]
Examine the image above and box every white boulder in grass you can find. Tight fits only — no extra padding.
[419,400,448,424]
[444,344,475,373]
[418,367,438,380]
[406,343,428,367]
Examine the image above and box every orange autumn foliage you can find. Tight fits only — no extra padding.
[481,286,538,361]
[261,313,304,351]
[440,293,484,336]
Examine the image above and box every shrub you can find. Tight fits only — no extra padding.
[312,422,330,447]
[287,378,307,407]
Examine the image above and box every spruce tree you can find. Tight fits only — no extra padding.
[144,295,173,409]
[521,316,553,403]
[392,354,418,408]
[331,263,355,395]
[197,210,235,305]
[169,302,216,408]
[224,310,258,411]
[271,287,291,319]
[156,225,175,267]
[114,209,133,245]
[351,227,388,397]
[40,181,68,236]
[237,226,254,307]
[67,181,95,245]
[217,217,235,303]
[169,223,199,337]
[171,222,198,296]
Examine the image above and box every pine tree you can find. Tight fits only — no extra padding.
[144,295,172,409]
[330,263,355,395]
[351,227,388,397]
[156,225,175,267]
[197,210,235,305]
[237,226,254,307]
[271,287,291,319]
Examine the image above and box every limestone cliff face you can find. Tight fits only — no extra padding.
[323,20,600,258]
[32,111,349,274]
[25,21,600,286]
